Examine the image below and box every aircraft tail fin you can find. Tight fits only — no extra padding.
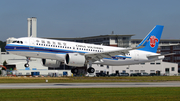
[137,25,164,53]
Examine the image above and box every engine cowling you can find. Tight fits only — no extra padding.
[42,59,61,67]
[65,53,86,67]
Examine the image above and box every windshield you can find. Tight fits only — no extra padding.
[12,40,23,44]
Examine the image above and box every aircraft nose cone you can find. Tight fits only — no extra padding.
[5,44,12,50]
[5,45,8,51]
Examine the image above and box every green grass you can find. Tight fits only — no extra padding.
[0,87,180,101]
[0,76,180,83]
[0,77,180,100]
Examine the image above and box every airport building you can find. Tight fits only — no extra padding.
[0,17,179,76]
[48,34,133,48]
[27,17,37,37]
[92,60,177,76]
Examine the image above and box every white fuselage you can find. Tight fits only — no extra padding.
[5,37,163,66]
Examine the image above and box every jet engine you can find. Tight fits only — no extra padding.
[42,59,61,67]
[65,53,86,67]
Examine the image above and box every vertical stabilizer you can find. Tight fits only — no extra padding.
[137,25,164,53]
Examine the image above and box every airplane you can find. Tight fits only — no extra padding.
[5,25,170,74]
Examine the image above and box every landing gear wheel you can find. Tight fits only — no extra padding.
[24,63,29,67]
[88,67,95,73]
[24,57,30,68]
[71,68,78,74]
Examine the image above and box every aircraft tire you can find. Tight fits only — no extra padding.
[71,68,74,73]
[71,68,78,74]
[24,63,29,67]
[88,67,95,73]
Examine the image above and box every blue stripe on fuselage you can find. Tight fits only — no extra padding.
[5,44,132,60]
[5,44,86,54]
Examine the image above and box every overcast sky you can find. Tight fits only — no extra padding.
[0,0,180,41]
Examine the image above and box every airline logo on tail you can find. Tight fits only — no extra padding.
[149,36,158,48]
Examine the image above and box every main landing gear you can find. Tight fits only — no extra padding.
[24,57,30,68]
[87,60,95,73]
[87,67,95,73]
[71,60,95,74]
[71,67,95,74]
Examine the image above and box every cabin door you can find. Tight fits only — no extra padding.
[29,38,35,50]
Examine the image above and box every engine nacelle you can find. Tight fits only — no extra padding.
[65,53,86,67]
[42,59,61,67]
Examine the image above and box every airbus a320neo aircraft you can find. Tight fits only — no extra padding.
[5,25,170,73]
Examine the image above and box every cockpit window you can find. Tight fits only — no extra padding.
[12,41,17,43]
[12,40,23,44]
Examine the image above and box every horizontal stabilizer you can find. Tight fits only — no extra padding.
[147,53,175,58]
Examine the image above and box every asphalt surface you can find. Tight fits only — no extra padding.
[0,82,180,89]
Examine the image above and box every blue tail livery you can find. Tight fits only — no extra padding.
[137,25,164,53]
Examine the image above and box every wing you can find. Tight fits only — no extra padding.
[85,46,144,62]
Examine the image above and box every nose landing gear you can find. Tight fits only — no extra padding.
[24,57,30,68]
[24,63,29,67]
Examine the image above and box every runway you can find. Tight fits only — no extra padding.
[0,82,180,89]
